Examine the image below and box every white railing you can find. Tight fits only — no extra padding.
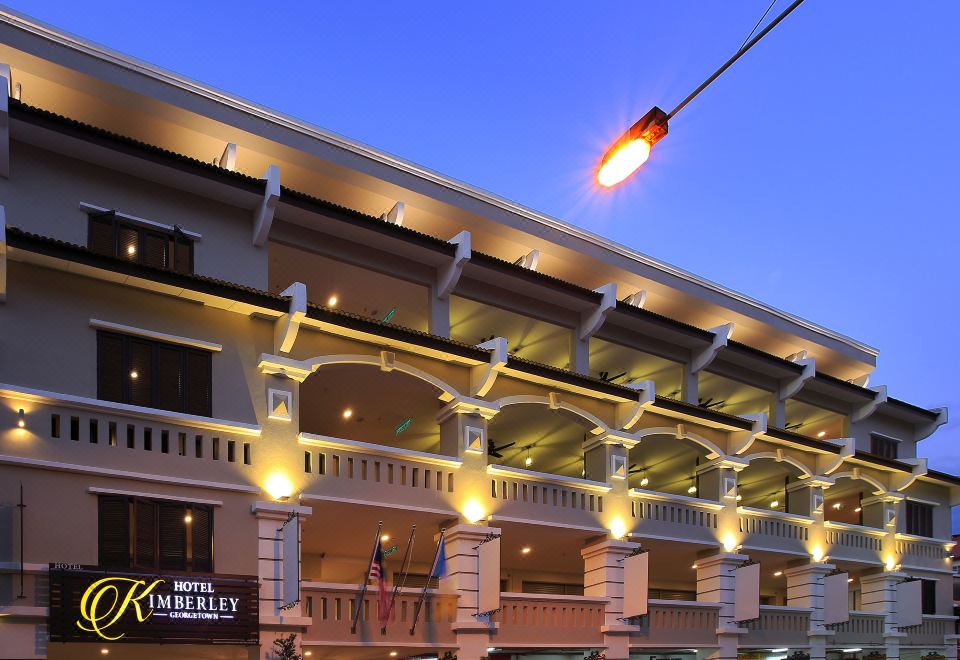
[739,507,812,553]
[487,465,609,529]
[740,605,811,647]
[631,600,721,647]
[629,489,723,544]
[492,592,605,647]
[824,521,885,562]
[830,611,886,646]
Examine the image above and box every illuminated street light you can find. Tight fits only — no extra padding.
[597,0,806,187]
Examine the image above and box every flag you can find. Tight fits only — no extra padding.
[430,536,448,579]
[369,537,391,627]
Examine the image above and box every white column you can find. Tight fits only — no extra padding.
[784,562,835,660]
[581,539,641,660]
[696,552,747,660]
[860,570,908,660]
[442,523,500,660]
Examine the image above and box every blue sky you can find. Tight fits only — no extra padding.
[13,3,958,477]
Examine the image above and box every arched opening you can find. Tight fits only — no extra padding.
[299,364,444,453]
[486,403,596,478]
[737,457,806,512]
[825,475,882,527]
[627,434,713,499]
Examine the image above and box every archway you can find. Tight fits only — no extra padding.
[737,455,809,512]
[627,432,715,498]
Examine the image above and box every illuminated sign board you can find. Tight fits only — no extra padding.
[49,566,259,644]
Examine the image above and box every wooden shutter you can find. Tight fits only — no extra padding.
[156,346,184,412]
[98,496,130,568]
[173,239,192,274]
[190,506,214,572]
[97,332,125,403]
[88,216,115,255]
[158,503,187,570]
[134,499,157,568]
[185,350,212,417]
[142,231,169,269]
[128,339,154,408]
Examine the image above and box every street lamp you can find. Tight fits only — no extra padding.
[597,0,806,187]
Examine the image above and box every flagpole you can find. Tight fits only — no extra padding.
[382,523,416,635]
[352,520,383,634]
[410,527,445,635]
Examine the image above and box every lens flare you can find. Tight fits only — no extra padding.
[597,139,651,187]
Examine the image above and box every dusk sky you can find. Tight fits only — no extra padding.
[14,3,958,477]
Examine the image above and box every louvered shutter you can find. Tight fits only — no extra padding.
[97,332,125,403]
[88,216,114,255]
[128,339,154,408]
[173,239,192,274]
[190,506,213,572]
[142,231,168,269]
[134,499,157,568]
[185,350,211,416]
[156,346,183,412]
[98,496,130,568]
[158,503,187,570]
[118,226,139,263]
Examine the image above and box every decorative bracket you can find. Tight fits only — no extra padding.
[690,323,734,374]
[579,283,617,341]
[471,337,507,397]
[622,290,646,308]
[852,385,887,423]
[615,380,655,430]
[514,249,539,271]
[273,282,307,354]
[730,413,768,455]
[380,201,405,225]
[917,408,948,441]
[780,357,816,400]
[818,438,855,475]
[437,230,471,299]
[892,458,927,492]
[218,142,237,171]
[252,165,280,246]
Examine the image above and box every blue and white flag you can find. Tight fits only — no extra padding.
[430,536,447,579]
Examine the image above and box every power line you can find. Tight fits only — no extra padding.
[740,0,779,52]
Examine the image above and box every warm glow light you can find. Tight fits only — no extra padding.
[832,503,842,510]
[812,546,825,562]
[328,295,338,307]
[722,533,737,552]
[342,408,353,420]
[389,653,398,658]
[305,653,313,657]
[884,555,896,571]
[817,431,826,438]
[184,514,192,524]
[129,370,138,380]
[381,534,390,543]
[597,138,651,187]
[639,476,649,488]
[264,473,294,501]
[463,499,485,524]
[521,546,532,555]
[609,517,627,540]
[854,507,862,513]
[687,485,698,495]
[847,578,854,583]
[691,563,698,570]
[524,456,533,467]
[770,499,779,509]
[773,571,783,577]
[101,650,110,656]
[17,408,25,428]
[735,494,742,502]
[126,245,136,255]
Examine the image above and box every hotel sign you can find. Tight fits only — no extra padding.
[49,566,259,644]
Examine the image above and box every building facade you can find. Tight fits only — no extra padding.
[0,9,957,660]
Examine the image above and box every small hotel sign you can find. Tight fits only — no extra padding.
[49,566,259,645]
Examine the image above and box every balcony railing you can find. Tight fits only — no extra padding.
[740,606,811,647]
[824,522,885,564]
[487,465,610,530]
[738,508,812,554]
[902,615,957,646]
[300,433,460,513]
[895,534,950,570]
[301,582,457,646]
[629,489,723,545]
[490,592,605,648]
[630,600,721,648]
[829,611,886,646]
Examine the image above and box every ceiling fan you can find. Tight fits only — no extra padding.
[487,439,517,459]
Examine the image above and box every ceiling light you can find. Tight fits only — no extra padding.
[524,453,533,467]
[328,295,338,307]
[17,408,25,428]
[736,494,742,502]
[854,507,862,513]
[817,431,826,438]
[381,534,390,543]
[687,485,697,495]
[847,578,854,583]
[521,546,532,555]
[832,503,842,510]
[184,514,192,524]
[389,653,398,658]
[342,408,353,420]
[639,476,649,487]
[770,499,779,508]
[126,245,136,255]
[129,370,138,379]
[773,571,783,577]
[305,652,313,657]
[770,650,788,654]
[101,650,110,656]
[691,563,698,570]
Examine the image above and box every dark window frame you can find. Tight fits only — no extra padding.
[87,210,194,274]
[921,578,937,615]
[869,433,899,460]
[97,494,214,573]
[97,330,212,417]
[905,500,935,537]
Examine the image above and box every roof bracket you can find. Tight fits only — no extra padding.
[471,337,507,397]
[690,323,734,374]
[918,408,948,441]
[852,385,887,423]
[218,143,237,171]
[380,201,405,226]
[616,380,655,430]
[514,249,539,271]
[818,438,855,475]
[779,357,816,400]
[730,413,768,455]
[252,165,280,247]
[622,290,647,308]
[436,231,471,299]
[0,63,10,178]
[892,457,928,492]
[273,282,307,354]
[579,283,617,341]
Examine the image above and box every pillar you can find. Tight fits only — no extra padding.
[438,398,497,517]
[429,284,451,337]
[581,539,641,660]
[860,570,909,659]
[696,552,748,660]
[441,523,501,660]
[784,562,836,660]
[252,501,312,660]
[697,457,747,556]
[787,476,833,563]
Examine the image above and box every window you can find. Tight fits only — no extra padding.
[921,579,937,615]
[88,211,193,274]
[906,500,934,537]
[870,434,899,460]
[521,581,584,596]
[97,331,212,416]
[98,495,213,572]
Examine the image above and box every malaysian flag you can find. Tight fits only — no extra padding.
[369,537,391,627]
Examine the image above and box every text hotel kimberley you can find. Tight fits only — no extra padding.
[0,7,956,660]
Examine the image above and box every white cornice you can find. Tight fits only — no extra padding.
[0,7,879,362]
